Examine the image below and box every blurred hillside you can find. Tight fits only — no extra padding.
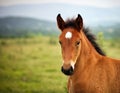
[92,23,120,39]
[0,17,120,38]
[0,3,120,25]
[0,17,58,37]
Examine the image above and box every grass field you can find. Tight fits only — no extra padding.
[0,36,120,93]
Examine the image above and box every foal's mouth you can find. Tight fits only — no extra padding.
[61,66,74,75]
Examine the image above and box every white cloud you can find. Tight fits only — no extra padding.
[0,0,120,8]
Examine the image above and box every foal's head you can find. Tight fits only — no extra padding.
[57,14,83,75]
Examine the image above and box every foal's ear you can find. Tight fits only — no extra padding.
[57,14,65,31]
[76,14,83,31]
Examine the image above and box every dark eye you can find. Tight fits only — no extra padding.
[76,41,80,46]
[59,41,62,45]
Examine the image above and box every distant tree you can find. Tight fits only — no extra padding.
[97,32,104,48]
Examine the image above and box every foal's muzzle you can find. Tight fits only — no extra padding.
[61,66,74,76]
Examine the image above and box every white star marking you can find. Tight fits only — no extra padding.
[65,32,72,39]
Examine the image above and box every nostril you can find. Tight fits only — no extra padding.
[61,66,74,76]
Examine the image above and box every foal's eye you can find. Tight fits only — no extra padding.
[59,41,62,45]
[76,41,80,46]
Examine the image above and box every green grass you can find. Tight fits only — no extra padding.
[0,36,120,93]
[0,36,67,93]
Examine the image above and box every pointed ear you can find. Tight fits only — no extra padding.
[56,14,65,31]
[76,14,83,31]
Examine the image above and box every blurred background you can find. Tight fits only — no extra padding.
[0,0,120,93]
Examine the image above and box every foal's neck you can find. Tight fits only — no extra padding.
[75,31,102,72]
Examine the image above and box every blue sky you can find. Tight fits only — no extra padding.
[0,0,120,8]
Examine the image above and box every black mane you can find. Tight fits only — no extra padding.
[64,20,106,56]
[83,28,105,56]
